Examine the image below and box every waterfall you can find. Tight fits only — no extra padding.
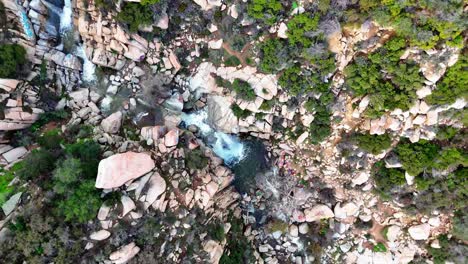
[75,45,96,83]
[181,110,246,166]
[59,0,73,33]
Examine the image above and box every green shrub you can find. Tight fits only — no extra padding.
[345,36,424,117]
[37,128,63,150]
[259,38,288,73]
[232,79,256,101]
[208,222,225,242]
[185,148,208,170]
[224,55,241,67]
[287,13,320,48]
[56,180,101,223]
[16,149,55,181]
[426,55,468,106]
[116,3,154,32]
[395,139,440,176]
[52,158,82,195]
[65,140,101,179]
[372,161,406,196]
[373,242,387,252]
[353,133,392,155]
[247,0,283,25]
[0,163,22,205]
[0,44,27,78]
[140,0,160,5]
[231,104,251,119]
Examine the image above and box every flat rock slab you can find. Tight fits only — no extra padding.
[95,152,155,189]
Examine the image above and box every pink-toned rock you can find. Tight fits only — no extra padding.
[205,181,219,197]
[96,152,155,189]
[109,242,140,264]
[304,204,334,222]
[169,51,181,71]
[90,230,111,241]
[164,129,179,147]
[156,13,169,29]
[140,126,167,142]
[145,172,166,206]
[101,111,122,134]
[0,79,20,92]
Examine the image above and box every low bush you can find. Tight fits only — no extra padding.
[231,104,251,119]
[185,148,208,170]
[247,0,283,25]
[259,38,289,73]
[353,133,392,155]
[232,79,256,101]
[287,13,321,48]
[426,54,467,106]
[0,44,27,78]
[37,129,63,150]
[345,36,424,117]
[116,3,154,32]
[224,55,241,67]
[56,180,101,223]
[372,161,406,197]
[395,139,440,176]
[16,149,55,181]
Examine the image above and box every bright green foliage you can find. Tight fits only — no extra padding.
[247,0,282,25]
[345,36,424,117]
[436,126,459,140]
[0,44,27,78]
[232,79,256,101]
[363,0,465,50]
[16,149,55,181]
[354,133,392,155]
[373,242,387,252]
[0,163,22,206]
[433,148,466,171]
[56,180,100,223]
[52,158,82,195]
[231,104,252,119]
[116,3,154,32]
[427,55,468,106]
[279,65,308,95]
[140,0,160,5]
[395,139,440,176]
[287,13,320,48]
[259,38,288,73]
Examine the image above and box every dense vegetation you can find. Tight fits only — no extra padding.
[345,36,424,117]
[0,44,27,78]
[427,53,468,106]
[353,133,392,155]
[0,111,104,261]
[372,131,467,214]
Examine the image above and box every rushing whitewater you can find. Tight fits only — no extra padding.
[75,45,96,83]
[181,110,246,166]
[60,0,72,33]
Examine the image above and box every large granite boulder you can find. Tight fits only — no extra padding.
[95,152,155,189]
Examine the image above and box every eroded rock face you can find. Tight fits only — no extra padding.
[206,95,239,134]
[96,152,155,189]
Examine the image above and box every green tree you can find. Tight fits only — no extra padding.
[56,180,101,223]
[395,139,439,176]
[287,13,320,48]
[0,44,27,78]
[353,133,392,155]
[116,3,154,32]
[232,79,256,101]
[17,149,55,181]
[247,0,283,25]
[52,158,82,195]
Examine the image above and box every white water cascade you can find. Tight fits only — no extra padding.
[54,0,96,83]
[181,110,247,166]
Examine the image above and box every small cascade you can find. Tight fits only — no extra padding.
[75,45,96,83]
[59,0,72,33]
[181,110,246,166]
